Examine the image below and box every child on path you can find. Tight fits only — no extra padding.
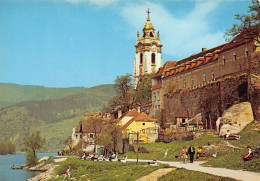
[182,146,187,163]
[63,166,71,180]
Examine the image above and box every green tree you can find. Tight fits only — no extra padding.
[133,74,153,106]
[224,0,260,43]
[109,73,134,113]
[24,131,46,165]
[96,122,121,154]
[0,141,16,155]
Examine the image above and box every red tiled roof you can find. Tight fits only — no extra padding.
[119,111,154,131]
[153,61,177,78]
[175,44,226,67]
[220,32,255,53]
[135,112,154,122]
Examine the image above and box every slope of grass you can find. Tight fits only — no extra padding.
[123,135,223,162]
[158,168,237,181]
[50,158,167,181]
[201,121,260,172]
[121,121,260,172]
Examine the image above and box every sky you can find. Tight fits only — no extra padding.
[0,0,253,88]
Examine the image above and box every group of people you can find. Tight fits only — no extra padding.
[80,152,100,160]
[181,145,206,163]
[79,151,117,161]
[181,145,196,163]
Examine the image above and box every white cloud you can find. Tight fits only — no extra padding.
[63,0,118,5]
[120,0,225,60]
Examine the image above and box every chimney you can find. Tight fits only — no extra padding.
[202,48,207,52]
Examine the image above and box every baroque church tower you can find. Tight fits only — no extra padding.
[134,9,163,89]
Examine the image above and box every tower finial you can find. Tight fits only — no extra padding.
[146,8,151,21]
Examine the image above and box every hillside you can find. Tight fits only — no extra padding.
[0,84,115,152]
[0,83,87,109]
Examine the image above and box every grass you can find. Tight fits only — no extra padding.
[121,121,260,172]
[50,158,168,181]
[122,135,223,162]
[201,121,260,172]
[158,168,238,181]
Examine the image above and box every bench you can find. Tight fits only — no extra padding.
[224,135,240,140]
[118,156,127,163]
[148,160,158,166]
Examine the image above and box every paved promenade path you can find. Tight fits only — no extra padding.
[127,159,260,181]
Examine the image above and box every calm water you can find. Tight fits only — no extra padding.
[0,153,57,181]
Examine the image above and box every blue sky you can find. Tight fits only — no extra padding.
[0,0,252,88]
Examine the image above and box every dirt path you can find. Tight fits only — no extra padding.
[136,168,176,181]
[127,159,260,181]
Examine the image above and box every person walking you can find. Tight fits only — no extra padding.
[188,145,195,163]
[63,166,71,180]
[182,146,187,163]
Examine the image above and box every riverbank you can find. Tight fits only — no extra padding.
[0,153,57,181]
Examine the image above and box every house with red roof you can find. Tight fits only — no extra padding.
[118,109,159,144]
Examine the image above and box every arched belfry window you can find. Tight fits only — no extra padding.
[151,53,156,64]
[150,32,154,37]
[140,53,143,64]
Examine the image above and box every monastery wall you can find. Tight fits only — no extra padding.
[163,74,248,129]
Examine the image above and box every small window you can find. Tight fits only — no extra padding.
[233,52,236,61]
[212,70,215,80]
[183,79,186,88]
[154,96,156,101]
[203,72,206,82]
[245,47,248,58]
[191,77,194,86]
[176,81,178,89]
[150,32,153,37]
[222,55,225,65]
[90,134,94,138]
[143,123,145,125]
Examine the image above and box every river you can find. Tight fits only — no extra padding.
[0,152,57,181]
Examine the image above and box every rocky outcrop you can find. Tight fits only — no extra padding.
[27,164,58,181]
[219,102,254,136]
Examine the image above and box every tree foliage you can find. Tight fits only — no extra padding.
[104,74,134,113]
[224,0,260,43]
[96,121,121,154]
[154,109,167,129]
[0,140,16,155]
[133,74,153,106]
[24,131,46,165]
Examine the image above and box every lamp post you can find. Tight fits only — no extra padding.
[137,131,139,164]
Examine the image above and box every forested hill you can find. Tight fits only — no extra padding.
[0,84,115,152]
[0,83,87,109]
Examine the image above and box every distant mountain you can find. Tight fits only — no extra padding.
[0,83,87,109]
[0,84,115,152]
